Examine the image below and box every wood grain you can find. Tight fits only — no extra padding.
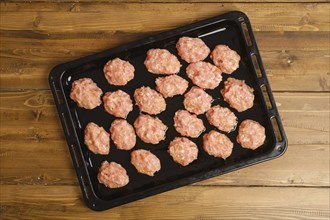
[1,185,329,220]
[0,1,329,218]
[1,32,329,91]
[0,91,329,187]
[1,3,329,90]
[0,91,328,145]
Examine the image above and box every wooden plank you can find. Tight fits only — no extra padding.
[1,31,329,91]
[2,0,329,3]
[1,3,329,31]
[1,143,328,187]
[0,185,329,219]
[0,91,329,187]
[0,91,328,144]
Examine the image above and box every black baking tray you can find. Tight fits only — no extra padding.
[49,11,287,211]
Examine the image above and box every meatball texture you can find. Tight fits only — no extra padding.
[134,115,167,144]
[206,105,238,133]
[221,78,254,112]
[103,58,135,86]
[186,61,222,89]
[155,75,189,98]
[176,37,210,63]
[203,130,233,159]
[70,78,102,109]
[211,45,240,74]
[168,137,198,166]
[131,149,161,176]
[98,161,129,188]
[134,86,166,115]
[184,86,212,115]
[84,122,110,155]
[174,110,205,138]
[110,119,136,150]
[237,119,266,150]
[144,49,181,74]
[103,90,133,118]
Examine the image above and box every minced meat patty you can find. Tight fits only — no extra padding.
[110,119,136,150]
[206,105,238,133]
[103,58,135,86]
[155,75,189,98]
[237,119,266,150]
[98,161,129,188]
[134,114,167,144]
[144,49,181,75]
[221,78,254,112]
[131,149,161,176]
[168,137,198,166]
[203,130,233,159]
[211,45,240,74]
[176,37,210,63]
[84,122,110,155]
[70,78,103,109]
[184,86,212,115]
[103,90,133,118]
[134,86,166,115]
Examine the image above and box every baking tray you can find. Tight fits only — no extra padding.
[49,11,287,211]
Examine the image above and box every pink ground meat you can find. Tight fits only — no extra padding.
[155,75,189,98]
[221,78,254,112]
[110,119,136,150]
[84,122,110,155]
[144,49,181,75]
[176,37,210,63]
[134,86,166,115]
[206,105,238,133]
[134,114,167,144]
[186,61,222,89]
[98,161,129,188]
[103,90,133,118]
[131,149,161,176]
[103,58,135,86]
[203,130,233,159]
[237,119,266,150]
[173,110,205,138]
[184,86,213,115]
[210,45,240,74]
[168,137,198,166]
[70,78,103,109]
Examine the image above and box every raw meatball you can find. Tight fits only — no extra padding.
[168,137,198,166]
[211,45,240,74]
[134,86,166,115]
[203,130,233,159]
[70,78,102,109]
[98,161,129,188]
[155,75,189,98]
[186,61,222,89]
[184,86,212,115]
[176,37,210,63]
[174,110,205,138]
[84,122,110,155]
[237,119,266,150]
[134,114,167,144]
[110,119,136,150]
[131,149,161,176]
[144,49,181,75]
[103,90,133,118]
[103,58,135,86]
[206,105,238,133]
[221,78,254,112]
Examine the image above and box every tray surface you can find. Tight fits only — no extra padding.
[49,11,287,211]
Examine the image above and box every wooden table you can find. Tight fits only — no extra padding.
[0,0,329,219]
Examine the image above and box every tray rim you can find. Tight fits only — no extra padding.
[49,11,288,211]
